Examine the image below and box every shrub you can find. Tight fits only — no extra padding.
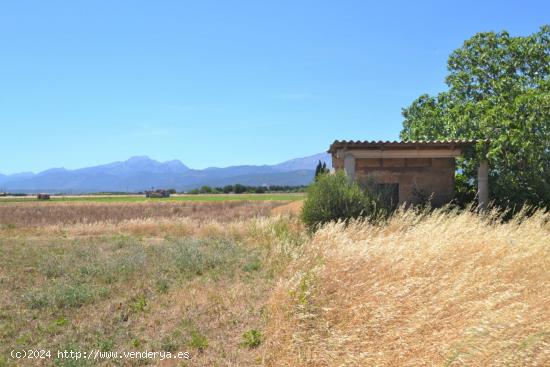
[132,295,147,313]
[189,330,208,351]
[301,171,381,230]
[241,329,262,348]
[55,316,68,326]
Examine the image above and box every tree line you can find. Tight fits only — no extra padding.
[186,184,307,195]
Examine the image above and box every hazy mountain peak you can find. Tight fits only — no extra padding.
[163,159,190,172]
[273,152,331,172]
[38,167,67,175]
[126,155,155,163]
[0,152,329,193]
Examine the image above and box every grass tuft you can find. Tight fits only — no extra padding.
[241,329,263,348]
[189,330,209,351]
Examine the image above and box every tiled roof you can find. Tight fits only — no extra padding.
[328,139,489,152]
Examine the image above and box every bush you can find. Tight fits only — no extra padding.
[189,330,208,351]
[241,329,262,348]
[301,171,381,230]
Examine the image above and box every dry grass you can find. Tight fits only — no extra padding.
[271,200,304,216]
[0,204,305,366]
[0,200,282,227]
[2,200,549,366]
[263,208,550,366]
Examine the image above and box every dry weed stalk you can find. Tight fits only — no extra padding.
[264,209,550,366]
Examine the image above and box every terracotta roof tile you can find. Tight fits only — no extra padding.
[328,139,489,153]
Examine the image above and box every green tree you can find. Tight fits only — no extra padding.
[401,26,550,209]
[199,185,213,194]
[233,184,246,194]
[254,186,266,193]
[314,160,322,179]
[314,160,329,181]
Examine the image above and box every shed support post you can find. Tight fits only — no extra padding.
[344,154,356,183]
[477,160,489,211]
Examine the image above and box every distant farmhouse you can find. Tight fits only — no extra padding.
[145,189,171,198]
[37,193,50,200]
[328,140,489,208]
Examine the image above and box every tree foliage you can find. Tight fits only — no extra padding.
[233,184,247,194]
[401,26,550,209]
[314,160,329,181]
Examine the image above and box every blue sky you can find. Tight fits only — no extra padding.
[1,1,548,174]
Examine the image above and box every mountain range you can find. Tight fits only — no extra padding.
[0,153,331,193]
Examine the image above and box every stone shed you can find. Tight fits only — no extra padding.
[328,140,488,207]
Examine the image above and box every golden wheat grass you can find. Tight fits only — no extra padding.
[0,200,283,227]
[263,209,550,366]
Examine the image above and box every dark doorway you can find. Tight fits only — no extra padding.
[375,183,399,210]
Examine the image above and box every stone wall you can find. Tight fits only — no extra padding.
[332,155,344,170]
[353,157,455,206]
